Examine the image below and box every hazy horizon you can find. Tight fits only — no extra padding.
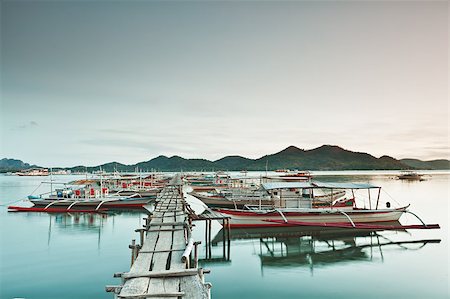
[1,1,448,167]
[2,144,449,169]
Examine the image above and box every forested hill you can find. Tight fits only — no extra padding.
[3,145,449,172]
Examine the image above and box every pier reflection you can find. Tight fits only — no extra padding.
[209,225,440,274]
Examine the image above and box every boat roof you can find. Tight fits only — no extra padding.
[262,182,314,190]
[313,181,380,189]
[68,179,98,185]
[262,181,380,190]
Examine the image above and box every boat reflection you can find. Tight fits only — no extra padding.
[45,210,146,247]
[210,225,440,275]
[52,213,105,229]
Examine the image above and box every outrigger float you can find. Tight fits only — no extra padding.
[214,182,440,230]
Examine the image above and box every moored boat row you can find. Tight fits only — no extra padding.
[184,172,439,230]
[8,172,171,212]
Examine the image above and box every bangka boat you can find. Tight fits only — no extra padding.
[262,171,312,183]
[397,171,424,181]
[216,206,408,228]
[214,182,438,229]
[22,179,155,211]
[15,168,49,176]
[189,182,347,209]
[188,189,273,209]
[27,194,153,210]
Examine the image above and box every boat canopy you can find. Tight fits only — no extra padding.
[312,182,380,189]
[262,182,315,190]
[68,179,98,185]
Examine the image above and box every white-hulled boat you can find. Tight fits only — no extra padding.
[189,184,347,210]
[28,193,153,210]
[15,168,49,176]
[215,206,407,228]
[214,182,410,228]
[397,170,424,181]
[23,179,155,211]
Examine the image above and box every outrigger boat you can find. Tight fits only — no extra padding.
[189,189,273,209]
[26,193,152,210]
[397,170,424,181]
[261,171,313,183]
[8,178,156,213]
[214,182,440,229]
[189,182,347,209]
[15,168,49,176]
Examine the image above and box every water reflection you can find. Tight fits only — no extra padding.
[210,226,440,275]
[43,210,144,248]
[50,213,107,232]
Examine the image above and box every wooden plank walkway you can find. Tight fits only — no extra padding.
[107,175,211,299]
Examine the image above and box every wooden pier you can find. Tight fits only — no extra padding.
[188,208,231,261]
[106,175,211,299]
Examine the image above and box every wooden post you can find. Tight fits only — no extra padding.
[143,217,149,230]
[194,241,201,268]
[135,228,145,246]
[226,219,231,260]
[136,244,141,257]
[205,220,209,259]
[129,239,136,266]
[182,238,194,268]
[208,220,212,258]
[222,219,226,258]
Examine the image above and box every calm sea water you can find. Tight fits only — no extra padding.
[0,171,448,299]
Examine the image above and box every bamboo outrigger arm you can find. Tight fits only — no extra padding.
[96,200,110,210]
[275,209,288,223]
[337,210,356,227]
[44,199,70,209]
[403,210,428,227]
[66,201,80,210]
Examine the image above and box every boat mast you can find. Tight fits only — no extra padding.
[50,167,53,196]
[375,187,381,209]
[85,167,88,200]
[330,188,333,209]
[100,167,103,199]
[139,168,142,190]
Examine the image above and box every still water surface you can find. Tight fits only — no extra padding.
[0,172,448,298]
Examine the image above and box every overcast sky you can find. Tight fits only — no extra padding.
[1,1,448,167]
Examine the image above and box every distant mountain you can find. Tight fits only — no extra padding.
[249,145,407,170]
[214,156,253,170]
[135,156,216,172]
[400,159,450,170]
[3,146,449,173]
[0,158,38,172]
[69,162,129,173]
[68,145,412,172]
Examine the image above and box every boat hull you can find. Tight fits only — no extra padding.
[30,198,153,209]
[215,207,407,228]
